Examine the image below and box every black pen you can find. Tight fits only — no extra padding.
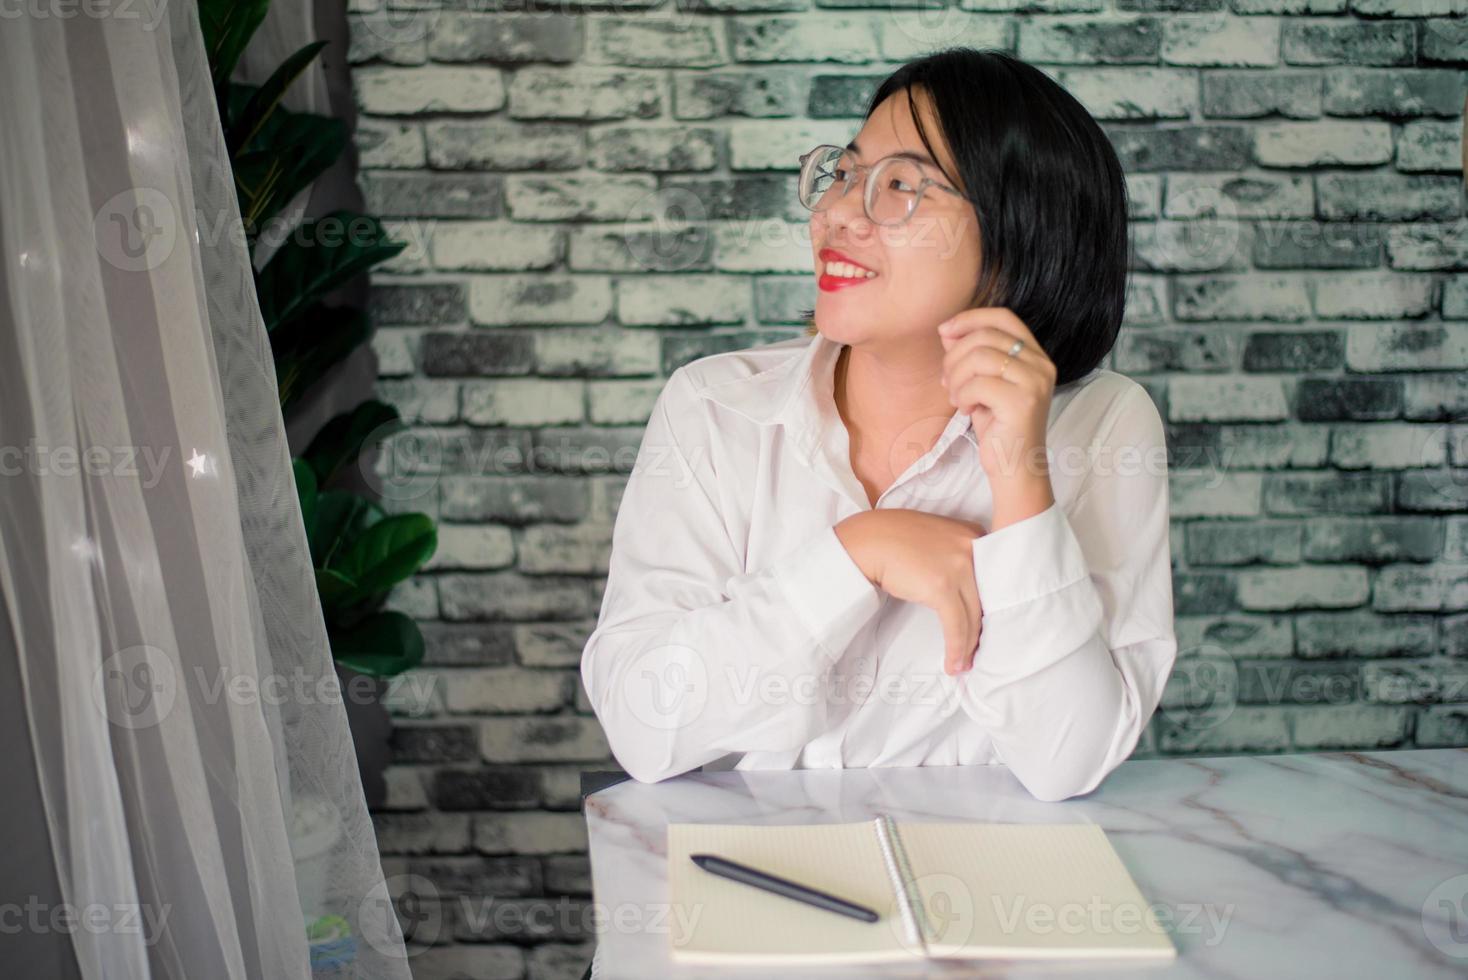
[690,853,880,923]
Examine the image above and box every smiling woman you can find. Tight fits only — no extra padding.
[580,46,1172,804]
[797,48,1131,391]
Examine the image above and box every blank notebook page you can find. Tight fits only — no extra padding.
[666,822,914,963]
[897,822,1176,959]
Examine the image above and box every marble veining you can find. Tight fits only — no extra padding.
[582,749,1468,979]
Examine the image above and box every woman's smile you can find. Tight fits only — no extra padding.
[818,246,880,292]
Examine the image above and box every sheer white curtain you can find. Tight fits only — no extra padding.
[0,1,408,977]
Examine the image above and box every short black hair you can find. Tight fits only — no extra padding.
[797,47,1131,387]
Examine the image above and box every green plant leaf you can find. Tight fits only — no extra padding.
[227,40,329,158]
[230,106,346,240]
[292,457,318,529]
[198,0,271,95]
[315,567,360,614]
[271,305,371,414]
[257,211,406,332]
[329,611,425,678]
[308,490,384,570]
[302,400,403,488]
[330,513,437,600]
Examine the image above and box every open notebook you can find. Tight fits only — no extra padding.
[667,816,1177,964]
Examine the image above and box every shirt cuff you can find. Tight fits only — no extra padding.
[971,501,1091,615]
[771,523,884,661]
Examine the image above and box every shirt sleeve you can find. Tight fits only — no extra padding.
[580,367,884,784]
[956,383,1177,802]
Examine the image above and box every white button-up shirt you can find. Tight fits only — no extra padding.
[580,330,1176,801]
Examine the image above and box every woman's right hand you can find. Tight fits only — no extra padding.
[834,509,987,676]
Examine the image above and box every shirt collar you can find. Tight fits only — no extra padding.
[697,331,979,463]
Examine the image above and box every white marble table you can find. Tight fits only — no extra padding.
[581,749,1468,979]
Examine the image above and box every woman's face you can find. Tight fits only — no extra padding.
[809,88,983,351]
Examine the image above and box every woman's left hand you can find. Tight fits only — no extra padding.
[938,307,1056,490]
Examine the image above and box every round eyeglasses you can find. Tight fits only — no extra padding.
[797,144,968,227]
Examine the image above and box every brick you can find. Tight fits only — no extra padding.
[505,174,659,222]
[409,945,524,980]
[1050,68,1198,119]
[1168,376,1289,421]
[516,517,615,574]
[1294,377,1402,421]
[432,222,561,272]
[543,856,592,895]
[1250,220,1383,269]
[1156,705,1290,753]
[462,379,585,426]
[1174,614,1294,657]
[425,120,585,171]
[1263,472,1391,514]
[1171,274,1311,321]
[1302,517,1444,563]
[531,426,646,475]
[1110,125,1257,172]
[392,724,479,763]
[1254,121,1393,167]
[409,855,542,897]
[1329,423,1449,470]
[444,667,572,713]
[672,68,806,119]
[355,118,425,168]
[586,379,665,424]
[422,331,536,377]
[371,284,467,327]
[1201,70,1322,118]
[1385,223,1468,272]
[441,573,598,620]
[509,67,662,120]
[1186,520,1303,565]
[1397,469,1468,513]
[567,219,716,272]
[729,16,880,63]
[1281,18,1414,65]
[1372,563,1468,612]
[422,623,517,667]
[373,813,473,855]
[1165,173,1314,219]
[434,767,545,810]
[1290,704,1410,749]
[1017,17,1162,64]
[480,716,612,763]
[727,120,850,170]
[528,943,594,980]
[877,14,1010,62]
[1417,705,1468,746]
[1345,323,1468,372]
[1236,565,1370,610]
[592,19,726,67]
[1243,330,1343,372]
[1363,658,1468,705]
[475,812,589,854]
[1323,67,1465,117]
[1296,611,1437,657]
[469,276,614,327]
[427,13,583,63]
[1315,271,1426,318]
[361,172,504,219]
[1391,119,1462,173]
[663,175,802,221]
[587,126,720,171]
[453,896,596,944]
[440,476,589,523]
[1168,472,1264,517]
[516,623,594,669]
[1114,327,1234,373]
[615,274,749,325]
[376,378,460,424]
[382,765,430,811]
[426,525,517,571]
[356,66,506,113]
[1234,659,1361,705]
[347,15,428,65]
[1320,174,1464,222]
[1162,13,1280,67]
[1132,220,1250,273]
[534,327,661,377]
[1404,373,1468,420]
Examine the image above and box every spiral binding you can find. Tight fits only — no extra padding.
[872,812,930,954]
